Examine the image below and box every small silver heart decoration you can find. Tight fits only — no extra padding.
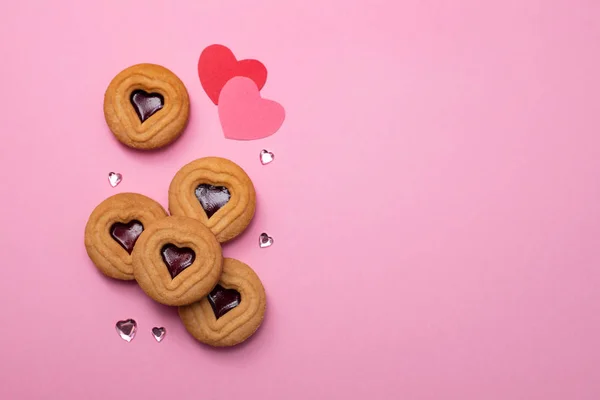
[116,319,137,342]
[152,327,166,343]
[108,172,122,187]
[260,149,274,165]
[259,232,274,248]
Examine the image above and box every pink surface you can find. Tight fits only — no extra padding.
[1,1,599,399]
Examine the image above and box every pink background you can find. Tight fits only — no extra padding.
[1,0,599,398]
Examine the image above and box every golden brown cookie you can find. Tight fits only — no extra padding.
[84,193,168,280]
[104,63,190,150]
[179,258,266,347]
[168,157,256,243]
[132,215,223,306]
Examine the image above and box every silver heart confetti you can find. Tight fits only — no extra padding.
[259,232,274,248]
[260,149,274,165]
[116,319,137,342]
[108,172,122,187]
[152,327,166,343]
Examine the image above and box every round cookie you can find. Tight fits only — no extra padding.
[104,63,190,150]
[168,157,256,243]
[84,193,168,280]
[179,258,266,347]
[132,215,223,306]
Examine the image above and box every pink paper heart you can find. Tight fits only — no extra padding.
[218,77,285,140]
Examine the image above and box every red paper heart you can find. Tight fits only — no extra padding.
[218,77,285,140]
[198,44,268,105]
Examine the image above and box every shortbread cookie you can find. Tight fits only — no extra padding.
[168,157,256,243]
[132,216,223,306]
[84,193,168,280]
[104,63,190,150]
[179,258,266,347]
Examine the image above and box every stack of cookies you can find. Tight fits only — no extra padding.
[84,157,266,347]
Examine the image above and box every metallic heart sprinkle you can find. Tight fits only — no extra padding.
[152,327,166,343]
[116,319,137,342]
[259,232,274,248]
[108,172,122,187]
[260,149,274,165]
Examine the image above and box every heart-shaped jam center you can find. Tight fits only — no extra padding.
[195,184,231,218]
[130,90,164,123]
[161,244,195,279]
[110,220,144,254]
[208,285,241,319]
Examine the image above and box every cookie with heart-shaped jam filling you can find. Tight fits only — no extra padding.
[132,215,223,306]
[168,157,256,243]
[103,63,190,150]
[84,193,168,280]
[179,258,266,347]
